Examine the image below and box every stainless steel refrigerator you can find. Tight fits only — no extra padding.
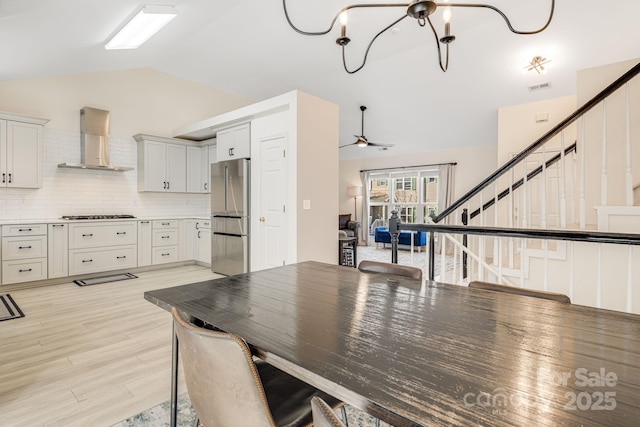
[211,159,249,276]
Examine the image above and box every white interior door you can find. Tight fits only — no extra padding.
[258,135,287,270]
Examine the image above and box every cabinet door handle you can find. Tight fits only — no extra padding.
[196,223,199,230]
[163,181,167,189]
[1,173,4,183]
[162,222,170,226]
[82,233,93,237]
[19,268,33,273]
[141,221,150,224]
[161,235,170,239]
[18,246,33,249]
[204,183,208,191]
[53,224,64,228]
[198,231,201,238]
[19,228,33,232]
[167,181,170,190]
[8,173,11,183]
[162,252,170,256]
[116,256,126,259]
[229,147,234,156]
[82,259,93,263]
[116,232,127,235]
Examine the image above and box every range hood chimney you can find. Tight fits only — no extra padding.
[58,107,133,172]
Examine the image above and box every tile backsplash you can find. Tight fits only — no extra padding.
[0,128,209,220]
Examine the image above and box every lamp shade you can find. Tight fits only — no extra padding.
[347,186,362,197]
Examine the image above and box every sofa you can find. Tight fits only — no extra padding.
[374,226,427,251]
[338,214,360,244]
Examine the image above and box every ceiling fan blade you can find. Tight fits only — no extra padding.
[339,142,357,148]
[367,142,394,148]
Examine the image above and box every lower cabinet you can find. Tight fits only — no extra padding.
[69,246,137,275]
[152,220,179,265]
[48,223,69,279]
[195,220,211,264]
[2,224,48,284]
[137,220,152,267]
[68,221,138,276]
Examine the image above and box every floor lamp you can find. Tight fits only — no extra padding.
[347,186,362,222]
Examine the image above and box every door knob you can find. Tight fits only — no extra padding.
[259,217,266,222]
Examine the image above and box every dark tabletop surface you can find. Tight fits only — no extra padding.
[145,261,640,427]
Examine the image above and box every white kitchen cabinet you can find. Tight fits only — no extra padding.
[48,223,69,279]
[1,223,48,284]
[195,220,211,264]
[0,113,48,189]
[137,220,152,267]
[180,219,195,261]
[152,220,179,265]
[207,143,217,194]
[186,146,208,193]
[135,134,188,192]
[216,123,250,161]
[68,221,137,276]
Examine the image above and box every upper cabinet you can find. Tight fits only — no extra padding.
[186,139,216,193]
[216,123,250,161]
[135,134,188,193]
[0,112,49,189]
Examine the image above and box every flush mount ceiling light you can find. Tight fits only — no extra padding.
[282,0,555,73]
[525,55,551,74]
[105,4,177,50]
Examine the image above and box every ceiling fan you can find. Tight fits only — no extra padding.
[340,106,393,150]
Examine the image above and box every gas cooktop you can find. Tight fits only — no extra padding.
[61,214,136,220]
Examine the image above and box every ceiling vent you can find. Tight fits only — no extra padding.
[528,82,552,92]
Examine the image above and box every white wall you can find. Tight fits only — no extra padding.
[339,144,498,230]
[0,68,252,220]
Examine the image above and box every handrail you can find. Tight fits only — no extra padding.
[433,61,640,224]
[469,142,577,220]
[399,223,640,246]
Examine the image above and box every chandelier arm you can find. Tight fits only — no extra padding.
[425,15,449,72]
[341,14,409,74]
[441,0,555,35]
[282,0,410,36]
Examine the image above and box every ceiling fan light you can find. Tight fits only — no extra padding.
[356,140,368,147]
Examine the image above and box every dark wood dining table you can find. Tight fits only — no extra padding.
[144,261,640,427]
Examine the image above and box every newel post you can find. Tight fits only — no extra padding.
[389,210,400,264]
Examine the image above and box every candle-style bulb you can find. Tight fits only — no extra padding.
[443,7,452,24]
[340,11,348,26]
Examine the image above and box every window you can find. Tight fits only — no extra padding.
[367,168,439,233]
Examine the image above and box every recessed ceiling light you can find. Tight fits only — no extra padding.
[105,5,177,50]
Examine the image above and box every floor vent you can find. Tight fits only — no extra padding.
[75,273,138,287]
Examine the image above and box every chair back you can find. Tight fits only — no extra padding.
[311,396,346,427]
[172,307,276,427]
[358,260,423,281]
[468,281,571,304]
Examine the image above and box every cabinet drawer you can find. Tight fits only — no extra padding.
[2,236,47,260]
[2,258,47,284]
[153,220,179,229]
[152,245,179,265]
[152,229,178,246]
[69,245,137,275]
[2,224,47,236]
[69,221,137,249]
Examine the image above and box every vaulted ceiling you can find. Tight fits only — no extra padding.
[1,0,638,160]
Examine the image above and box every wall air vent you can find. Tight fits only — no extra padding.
[528,82,552,92]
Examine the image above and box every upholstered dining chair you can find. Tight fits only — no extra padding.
[311,396,347,427]
[468,281,571,304]
[172,307,343,427]
[357,260,423,281]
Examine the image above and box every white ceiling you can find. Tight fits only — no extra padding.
[1,0,639,160]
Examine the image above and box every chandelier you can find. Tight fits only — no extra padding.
[282,0,555,73]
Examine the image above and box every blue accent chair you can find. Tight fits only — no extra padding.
[374,227,427,251]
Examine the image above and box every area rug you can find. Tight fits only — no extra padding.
[0,294,25,322]
[112,394,391,427]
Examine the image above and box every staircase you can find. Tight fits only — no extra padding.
[405,59,640,314]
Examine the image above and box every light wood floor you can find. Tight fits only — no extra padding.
[0,265,222,427]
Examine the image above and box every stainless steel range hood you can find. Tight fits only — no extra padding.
[58,107,133,172]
